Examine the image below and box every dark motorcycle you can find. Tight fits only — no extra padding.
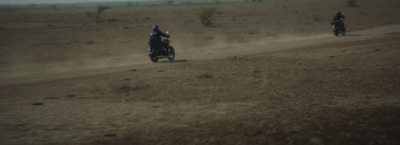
[148,31,175,62]
[331,19,346,36]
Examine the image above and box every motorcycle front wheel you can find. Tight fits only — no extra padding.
[167,46,175,61]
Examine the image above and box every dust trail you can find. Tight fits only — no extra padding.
[2,25,400,85]
[179,25,400,61]
[0,54,148,85]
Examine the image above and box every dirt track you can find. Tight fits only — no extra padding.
[1,25,399,85]
[1,0,400,145]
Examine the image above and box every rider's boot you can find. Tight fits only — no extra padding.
[342,23,346,36]
[148,47,152,56]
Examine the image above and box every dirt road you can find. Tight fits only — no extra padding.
[1,25,399,85]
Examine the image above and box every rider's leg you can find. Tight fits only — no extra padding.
[342,22,346,32]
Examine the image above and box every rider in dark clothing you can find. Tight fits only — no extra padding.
[333,11,345,21]
[332,11,346,31]
[149,25,169,53]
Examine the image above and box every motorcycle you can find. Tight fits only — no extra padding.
[148,31,175,62]
[331,19,346,36]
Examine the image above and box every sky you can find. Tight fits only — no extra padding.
[0,0,147,5]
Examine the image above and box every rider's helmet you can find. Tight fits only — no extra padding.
[153,25,159,32]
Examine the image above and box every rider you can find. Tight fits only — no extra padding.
[149,25,169,55]
[332,11,346,31]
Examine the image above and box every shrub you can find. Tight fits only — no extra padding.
[85,11,93,18]
[199,7,220,27]
[198,73,213,79]
[126,2,133,7]
[313,15,322,22]
[86,40,95,45]
[348,0,356,7]
[167,0,174,5]
[95,5,111,22]
[108,18,118,22]
[97,5,110,15]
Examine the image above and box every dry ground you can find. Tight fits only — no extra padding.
[0,0,400,145]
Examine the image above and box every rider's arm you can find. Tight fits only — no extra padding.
[341,14,345,19]
[158,30,169,38]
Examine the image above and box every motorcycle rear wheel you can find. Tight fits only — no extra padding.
[168,46,175,61]
[150,56,158,62]
[334,30,339,36]
[150,50,159,62]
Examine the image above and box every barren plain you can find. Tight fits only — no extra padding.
[0,0,399,144]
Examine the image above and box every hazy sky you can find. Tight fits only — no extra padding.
[0,0,145,5]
